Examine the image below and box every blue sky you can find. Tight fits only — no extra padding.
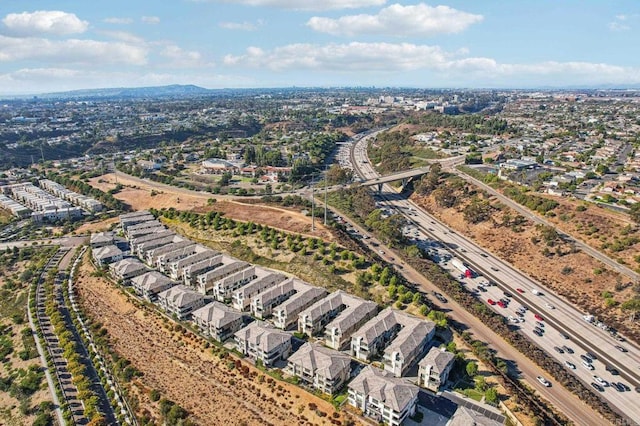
[0,1,639,94]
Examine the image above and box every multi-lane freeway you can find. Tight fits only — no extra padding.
[348,131,640,424]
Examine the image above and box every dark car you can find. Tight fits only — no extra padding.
[503,292,513,298]
[562,345,574,354]
[433,292,448,303]
[618,382,630,392]
[559,333,570,340]
[615,345,628,352]
[585,352,597,361]
[591,382,604,392]
[580,354,592,364]
[533,329,543,337]
[612,382,624,392]
[605,365,620,375]
[477,286,487,293]
[534,327,544,335]
[553,346,565,354]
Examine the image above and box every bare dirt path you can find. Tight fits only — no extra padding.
[74,255,352,426]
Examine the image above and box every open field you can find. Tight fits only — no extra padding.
[73,254,355,426]
[88,173,333,240]
[411,188,640,341]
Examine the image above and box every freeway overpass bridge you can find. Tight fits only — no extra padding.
[356,166,431,192]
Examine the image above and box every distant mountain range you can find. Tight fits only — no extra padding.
[34,84,213,100]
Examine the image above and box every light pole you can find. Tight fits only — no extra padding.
[311,186,315,232]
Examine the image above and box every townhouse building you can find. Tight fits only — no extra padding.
[417,347,455,393]
[234,321,292,367]
[155,244,200,273]
[90,231,114,248]
[92,244,123,266]
[157,285,205,320]
[210,265,257,301]
[131,270,175,302]
[109,257,149,283]
[286,342,351,395]
[231,271,287,312]
[192,301,244,342]
[145,240,194,267]
[168,249,218,281]
[348,366,419,426]
[272,286,328,330]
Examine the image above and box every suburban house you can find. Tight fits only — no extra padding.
[272,286,328,330]
[250,278,314,320]
[131,270,175,302]
[195,257,250,295]
[417,347,455,393]
[109,257,149,283]
[192,301,244,342]
[234,321,292,367]
[201,158,239,174]
[90,231,114,248]
[232,271,287,312]
[298,290,378,339]
[351,308,436,377]
[168,248,218,281]
[92,244,123,267]
[157,285,205,320]
[286,342,351,395]
[210,264,257,301]
[348,366,419,426]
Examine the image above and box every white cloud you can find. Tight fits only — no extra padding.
[2,10,88,36]
[160,45,204,67]
[103,17,133,25]
[208,0,386,11]
[0,35,147,65]
[223,42,640,85]
[219,20,263,31]
[141,16,161,24]
[609,13,638,31]
[100,30,145,44]
[307,3,483,36]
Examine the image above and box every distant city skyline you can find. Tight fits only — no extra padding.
[1,1,639,95]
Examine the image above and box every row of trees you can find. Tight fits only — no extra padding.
[45,172,126,212]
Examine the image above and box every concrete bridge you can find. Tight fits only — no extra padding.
[356,166,431,192]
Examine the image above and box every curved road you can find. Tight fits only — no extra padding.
[348,132,624,425]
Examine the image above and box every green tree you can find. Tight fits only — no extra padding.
[466,361,478,377]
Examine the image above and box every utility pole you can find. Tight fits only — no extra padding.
[311,187,315,232]
[324,169,328,226]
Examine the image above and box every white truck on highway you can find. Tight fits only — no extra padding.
[451,257,473,278]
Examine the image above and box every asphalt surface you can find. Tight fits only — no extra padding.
[347,132,626,425]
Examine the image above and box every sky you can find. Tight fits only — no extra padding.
[0,0,639,94]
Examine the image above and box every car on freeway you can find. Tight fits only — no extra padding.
[591,382,604,392]
[580,354,593,363]
[536,321,545,328]
[503,292,513,298]
[615,345,628,352]
[537,376,551,387]
[612,382,625,392]
[379,250,385,255]
[516,288,525,293]
[534,326,544,334]
[618,382,630,392]
[605,365,620,375]
[545,303,555,309]
[477,286,487,293]
[554,346,564,354]
[480,253,488,258]
[585,351,597,361]
[534,314,544,321]
[562,346,574,354]
[593,376,609,387]
[490,266,499,271]
[487,299,496,305]
[559,333,570,340]
[497,301,506,308]
[516,311,525,318]
[533,329,544,337]
[582,361,595,370]
[565,361,576,369]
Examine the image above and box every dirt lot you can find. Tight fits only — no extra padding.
[411,190,640,340]
[88,173,333,240]
[73,254,355,426]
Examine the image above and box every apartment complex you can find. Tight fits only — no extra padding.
[192,301,245,342]
[157,285,205,320]
[234,321,292,367]
[286,342,351,395]
[417,347,455,393]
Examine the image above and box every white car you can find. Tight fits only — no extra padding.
[565,361,576,370]
[537,376,551,387]
[545,303,555,309]
[593,375,609,387]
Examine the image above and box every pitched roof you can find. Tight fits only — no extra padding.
[131,270,173,291]
[287,342,350,380]
[235,321,290,353]
[419,347,455,373]
[192,301,243,328]
[348,365,418,412]
[158,284,203,308]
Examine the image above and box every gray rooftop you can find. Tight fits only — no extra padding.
[192,301,243,329]
[287,342,351,381]
[234,321,291,353]
[419,347,455,373]
[349,365,419,413]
